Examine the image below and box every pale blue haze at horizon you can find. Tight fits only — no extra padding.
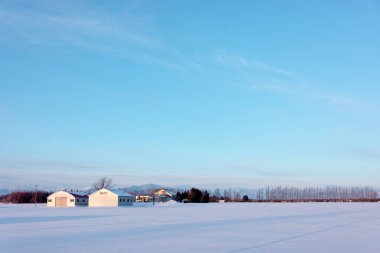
[0,1,379,189]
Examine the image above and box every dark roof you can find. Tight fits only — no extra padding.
[69,193,89,198]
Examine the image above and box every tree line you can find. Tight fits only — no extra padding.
[0,190,52,204]
[172,186,379,203]
[253,186,378,202]
[206,186,378,202]
[175,188,210,203]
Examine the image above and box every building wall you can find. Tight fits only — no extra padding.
[75,197,88,206]
[118,196,134,206]
[47,191,76,207]
[89,189,119,207]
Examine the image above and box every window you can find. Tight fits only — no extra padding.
[48,199,52,202]
[82,199,85,202]
[70,199,74,202]
[77,199,79,202]
[119,198,121,202]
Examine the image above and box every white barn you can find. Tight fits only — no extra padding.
[88,188,134,207]
[47,191,88,207]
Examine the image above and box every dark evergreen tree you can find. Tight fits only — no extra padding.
[188,188,202,203]
[175,192,182,202]
[202,190,210,203]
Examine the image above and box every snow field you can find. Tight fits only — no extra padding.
[1,202,380,253]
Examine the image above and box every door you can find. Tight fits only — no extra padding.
[55,197,67,207]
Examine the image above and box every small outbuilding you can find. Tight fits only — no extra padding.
[47,191,88,207]
[135,195,150,202]
[153,189,173,202]
[88,188,134,207]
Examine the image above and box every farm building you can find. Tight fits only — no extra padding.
[47,191,88,207]
[135,195,150,202]
[153,189,174,202]
[89,188,134,207]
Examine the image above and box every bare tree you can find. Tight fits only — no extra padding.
[233,190,241,202]
[213,188,221,199]
[93,177,113,190]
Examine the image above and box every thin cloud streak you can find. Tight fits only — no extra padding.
[321,94,368,108]
[0,3,202,72]
[251,82,370,109]
[212,49,370,109]
[0,4,156,47]
[214,49,295,77]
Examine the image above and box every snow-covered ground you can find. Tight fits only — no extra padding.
[1,202,380,253]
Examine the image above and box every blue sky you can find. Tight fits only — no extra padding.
[1,0,380,190]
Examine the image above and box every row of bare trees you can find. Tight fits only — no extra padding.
[209,186,379,202]
[212,188,243,202]
[254,186,378,202]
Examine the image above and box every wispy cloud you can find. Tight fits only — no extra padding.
[251,83,294,94]
[213,49,370,109]
[320,94,367,108]
[214,49,295,77]
[251,82,369,108]
[0,6,154,48]
[0,2,201,71]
